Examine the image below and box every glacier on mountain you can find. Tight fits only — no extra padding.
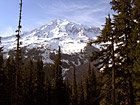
[1,19,100,64]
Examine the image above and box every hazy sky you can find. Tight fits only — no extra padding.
[0,0,113,37]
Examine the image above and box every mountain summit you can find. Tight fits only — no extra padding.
[1,19,100,66]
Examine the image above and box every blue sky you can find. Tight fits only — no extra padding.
[0,0,113,37]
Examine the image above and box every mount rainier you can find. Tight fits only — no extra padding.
[1,19,100,78]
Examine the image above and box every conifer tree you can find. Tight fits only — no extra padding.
[53,46,68,105]
[54,46,63,89]
[15,0,23,105]
[132,43,140,105]
[0,36,4,86]
[110,0,135,104]
[83,77,88,105]
[35,59,45,105]
[77,81,84,105]
[131,0,140,104]
[91,0,139,104]
[0,36,8,105]
[87,62,93,104]
[0,37,3,53]
[88,63,99,105]
[63,77,71,105]
[28,59,33,101]
[18,64,27,105]
[3,57,16,105]
[44,75,52,105]
[71,66,77,105]
[91,14,116,104]
[24,59,34,105]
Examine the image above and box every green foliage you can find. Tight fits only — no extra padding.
[54,46,63,89]
[71,66,77,105]
[77,81,84,105]
[90,0,140,105]
[0,54,4,86]
[53,46,69,105]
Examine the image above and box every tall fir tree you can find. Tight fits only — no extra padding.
[91,14,116,104]
[53,46,68,105]
[28,59,34,105]
[77,81,84,105]
[34,59,45,105]
[44,75,52,105]
[0,36,4,86]
[14,0,23,105]
[0,36,10,105]
[54,46,63,89]
[71,66,77,105]
[110,0,135,104]
[23,59,34,105]
[88,62,99,105]
[131,0,140,104]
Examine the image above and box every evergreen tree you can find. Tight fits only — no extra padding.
[88,63,99,105]
[110,0,135,104]
[53,46,68,105]
[0,51,4,86]
[132,43,140,105]
[77,81,84,105]
[90,0,139,104]
[83,76,88,105]
[18,63,27,105]
[91,14,116,104]
[35,59,45,105]
[63,77,71,105]
[0,37,3,53]
[54,46,63,89]
[71,66,77,105]
[23,59,34,105]
[44,75,52,105]
[0,37,10,105]
[14,0,23,105]
[131,0,140,104]
[28,59,34,104]
[0,36,4,86]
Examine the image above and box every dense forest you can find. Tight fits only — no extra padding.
[0,0,140,105]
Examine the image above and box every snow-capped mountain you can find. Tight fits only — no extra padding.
[1,19,100,72]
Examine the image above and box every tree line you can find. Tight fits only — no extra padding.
[0,46,100,105]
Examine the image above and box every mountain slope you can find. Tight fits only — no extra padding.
[1,19,100,73]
